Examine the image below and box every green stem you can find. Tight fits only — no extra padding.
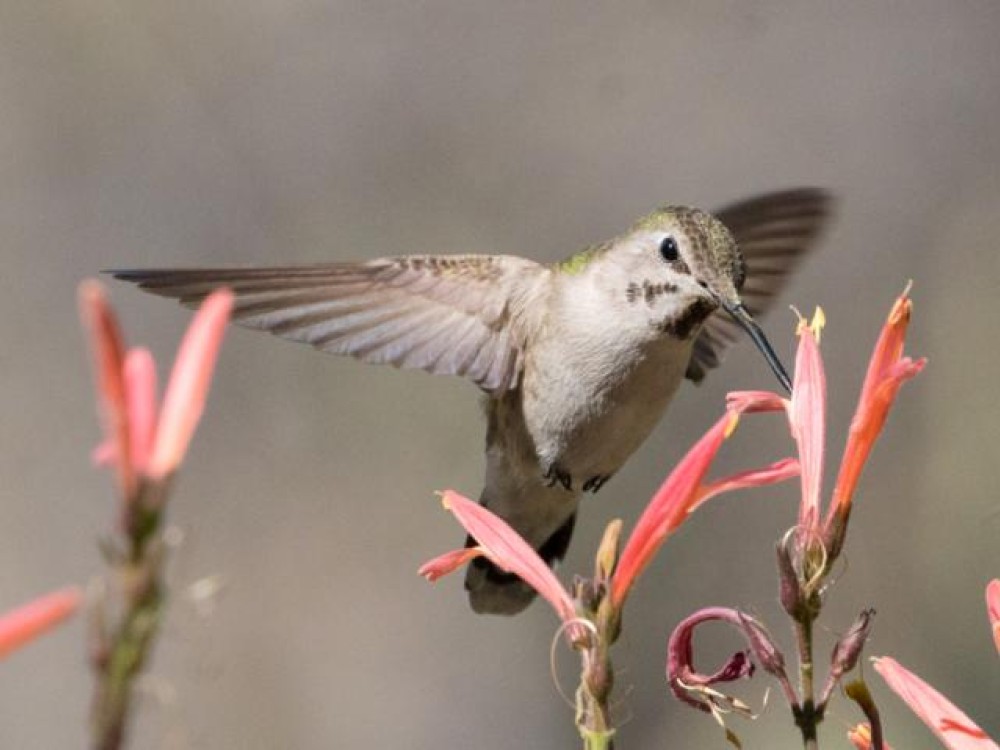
[578,616,617,750]
[92,573,164,750]
[92,487,169,750]
[793,613,821,750]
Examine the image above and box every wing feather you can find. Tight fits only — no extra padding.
[111,255,546,392]
[686,188,834,383]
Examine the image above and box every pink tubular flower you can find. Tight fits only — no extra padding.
[79,282,135,500]
[727,289,925,558]
[146,289,233,479]
[825,285,926,536]
[874,657,998,750]
[728,310,826,541]
[611,410,798,605]
[0,587,82,660]
[124,349,158,474]
[790,312,826,534]
[80,282,233,497]
[420,408,798,620]
[419,491,577,623]
[987,579,1000,655]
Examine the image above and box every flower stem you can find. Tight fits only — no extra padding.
[793,612,821,749]
[91,488,169,750]
[578,640,615,750]
[91,581,163,749]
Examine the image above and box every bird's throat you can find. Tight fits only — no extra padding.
[657,298,717,340]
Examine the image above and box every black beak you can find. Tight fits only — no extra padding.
[722,301,793,393]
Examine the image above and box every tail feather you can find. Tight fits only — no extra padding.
[463,512,577,615]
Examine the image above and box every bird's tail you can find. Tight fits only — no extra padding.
[463,511,577,616]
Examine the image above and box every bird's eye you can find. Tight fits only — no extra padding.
[659,236,679,263]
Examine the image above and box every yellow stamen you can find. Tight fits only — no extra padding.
[724,411,741,438]
[809,307,826,342]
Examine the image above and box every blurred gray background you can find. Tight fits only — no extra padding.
[2,2,998,748]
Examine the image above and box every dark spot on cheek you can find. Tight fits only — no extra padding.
[626,281,641,304]
[658,298,717,339]
[626,280,679,305]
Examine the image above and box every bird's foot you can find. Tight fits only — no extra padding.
[543,464,573,491]
[582,474,612,493]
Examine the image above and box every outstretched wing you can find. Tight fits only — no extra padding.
[111,255,547,392]
[686,188,834,382]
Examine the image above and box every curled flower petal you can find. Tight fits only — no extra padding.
[612,412,738,605]
[0,587,82,660]
[418,547,486,582]
[874,656,998,750]
[666,606,768,714]
[147,289,233,480]
[79,281,134,499]
[431,491,577,623]
[986,579,1000,656]
[825,287,926,537]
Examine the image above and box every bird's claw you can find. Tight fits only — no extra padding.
[543,464,573,491]
[582,474,612,493]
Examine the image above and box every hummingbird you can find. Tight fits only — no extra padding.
[111,187,831,615]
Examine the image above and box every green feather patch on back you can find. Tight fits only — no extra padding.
[556,242,610,275]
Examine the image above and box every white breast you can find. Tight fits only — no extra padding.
[522,270,695,479]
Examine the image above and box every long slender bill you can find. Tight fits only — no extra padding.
[723,301,793,393]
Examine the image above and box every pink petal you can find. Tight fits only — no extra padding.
[790,311,826,535]
[987,579,1000,655]
[437,491,577,623]
[419,547,486,582]
[874,657,998,750]
[612,412,738,605]
[0,587,82,660]
[147,289,233,480]
[124,348,157,474]
[78,281,135,499]
[857,287,913,414]
[689,457,801,512]
[91,440,116,467]
[726,390,787,414]
[825,288,926,532]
